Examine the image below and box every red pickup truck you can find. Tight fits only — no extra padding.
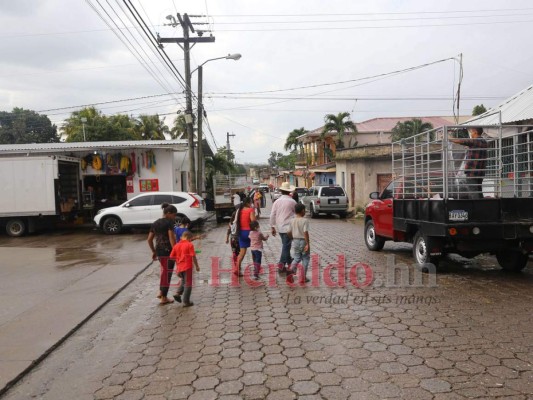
[364,125,533,272]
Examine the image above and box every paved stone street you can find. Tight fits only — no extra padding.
[3,199,533,400]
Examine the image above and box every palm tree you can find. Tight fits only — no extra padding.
[391,118,433,142]
[170,114,195,140]
[285,127,306,152]
[62,106,102,142]
[321,112,357,149]
[135,114,169,140]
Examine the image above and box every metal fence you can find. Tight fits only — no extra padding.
[391,125,533,199]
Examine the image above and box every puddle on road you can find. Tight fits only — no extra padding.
[54,247,111,268]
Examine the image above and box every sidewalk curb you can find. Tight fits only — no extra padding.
[0,260,155,397]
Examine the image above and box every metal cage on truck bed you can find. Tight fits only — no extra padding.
[391,124,533,239]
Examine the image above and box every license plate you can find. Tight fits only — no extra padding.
[449,210,468,221]
[328,198,339,204]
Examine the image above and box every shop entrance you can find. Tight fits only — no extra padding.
[84,175,127,210]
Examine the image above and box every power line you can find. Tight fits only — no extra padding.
[86,0,178,99]
[209,7,533,17]
[211,57,457,95]
[212,12,533,24]
[214,19,533,31]
[206,95,502,101]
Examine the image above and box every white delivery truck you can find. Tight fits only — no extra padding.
[0,155,82,236]
[212,174,253,222]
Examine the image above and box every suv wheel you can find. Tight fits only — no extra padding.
[338,211,347,219]
[364,220,385,251]
[310,204,318,218]
[102,216,122,235]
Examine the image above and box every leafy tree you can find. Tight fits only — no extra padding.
[277,152,297,170]
[391,118,433,142]
[285,127,306,152]
[135,114,169,140]
[0,108,59,144]
[472,104,487,116]
[321,112,357,149]
[170,114,192,140]
[268,151,283,169]
[216,146,236,164]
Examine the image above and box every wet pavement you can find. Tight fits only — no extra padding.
[0,228,151,392]
[1,200,533,399]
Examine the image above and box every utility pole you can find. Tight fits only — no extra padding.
[227,132,235,163]
[197,64,204,194]
[158,13,215,193]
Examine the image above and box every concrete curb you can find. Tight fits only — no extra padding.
[0,260,155,397]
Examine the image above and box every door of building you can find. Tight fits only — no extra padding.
[350,173,355,207]
[377,173,392,195]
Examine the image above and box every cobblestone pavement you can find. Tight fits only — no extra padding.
[4,199,533,400]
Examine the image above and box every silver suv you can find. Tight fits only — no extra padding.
[301,185,348,218]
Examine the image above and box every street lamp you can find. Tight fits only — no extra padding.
[193,53,241,193]
[81,117,87,142]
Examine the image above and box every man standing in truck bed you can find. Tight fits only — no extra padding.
[450,127,488,199]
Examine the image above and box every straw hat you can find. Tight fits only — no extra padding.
[279,182,296,192]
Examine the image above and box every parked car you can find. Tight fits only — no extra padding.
[259,183,270,193]
[301,185,348,218]
[271,188,282,202]
[293,187,309,203]
[94,191,208,234]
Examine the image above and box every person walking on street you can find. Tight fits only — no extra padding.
[249,220,269,280]
[225,210,240,272]
[233,192,241,210]
[254,190,263,217]
[170,231,200,307]
[270,182,297,272]
[235,197,257,277]
[450,127,488,199]
[147,203,177,305]
[288,203,311,283]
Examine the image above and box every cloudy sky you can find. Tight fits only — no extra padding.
[1,0,532,163]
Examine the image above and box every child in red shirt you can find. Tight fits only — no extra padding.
[170,231,200,307]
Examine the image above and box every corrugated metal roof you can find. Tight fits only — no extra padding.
[0,140,188,155]
[298,116,469,139]
[355,116,463,132]
[464,84,533,125]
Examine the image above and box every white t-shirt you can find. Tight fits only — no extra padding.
[289,217,309,239]
[233,193,241,206]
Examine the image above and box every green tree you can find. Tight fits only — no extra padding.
[170,114,192,140]
[285,127,306,152]
[135,114,169,140]
[472,104,487,116]
[391,118,433,142]
[216,146,236,164]
[0,108,59,144]
[321,112,357,149]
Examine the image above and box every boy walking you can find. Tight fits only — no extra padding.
[170,231,200,307]
[288,203,310,283]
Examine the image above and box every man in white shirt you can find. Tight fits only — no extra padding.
[233,192,241,209]
[270,182,296,272]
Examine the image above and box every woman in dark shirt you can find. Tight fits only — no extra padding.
[148,203,177,305]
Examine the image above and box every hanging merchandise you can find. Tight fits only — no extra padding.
[92,154,102,171]
[81,158,87,172]
[120,155,131,174]
[146,150,156,172]
[130,152,136,175]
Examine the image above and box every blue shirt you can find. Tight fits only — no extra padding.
[174,227,189,241]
